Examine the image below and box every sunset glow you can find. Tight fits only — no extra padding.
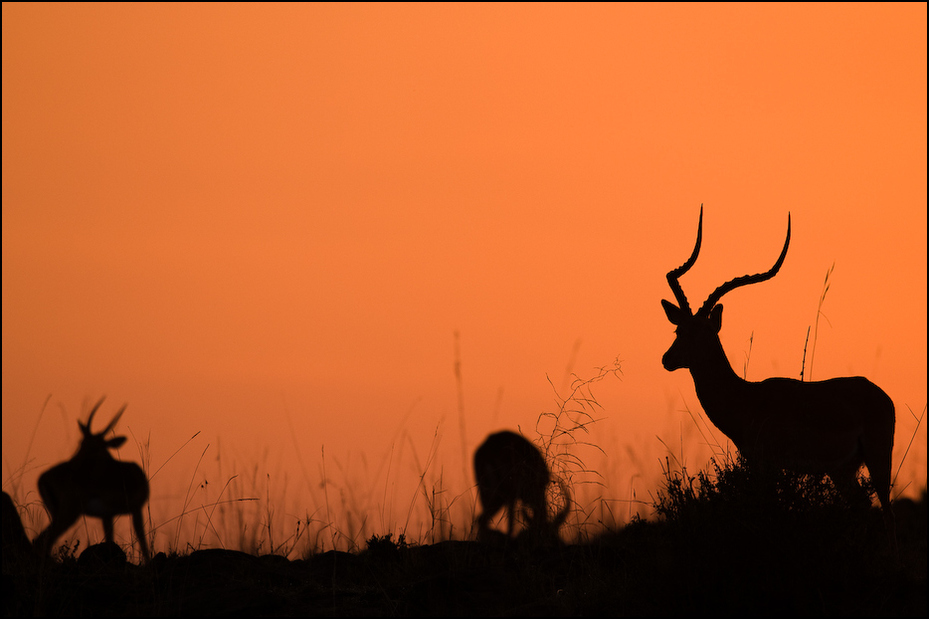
[3,3,926,554]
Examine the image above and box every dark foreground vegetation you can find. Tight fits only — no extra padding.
[3,459,926,616]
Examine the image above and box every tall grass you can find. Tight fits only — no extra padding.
[4,337,924,562]
[531,357,623,543]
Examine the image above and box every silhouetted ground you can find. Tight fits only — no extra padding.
[3,492,926,616]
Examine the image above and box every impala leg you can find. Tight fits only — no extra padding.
[530,485,548,533]
[102,516,115,545]
[475,492,496,539]
[827,467,869,511]
[866,463,895,530]
[505,500,518,538]
[832,464,897,551]
[476,510,489,536]
[132,510,151,563]
[868,461,897,552]
[34,508,80,557]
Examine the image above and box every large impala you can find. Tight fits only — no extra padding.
[661,206,895,522]
[474,430,570,542]
[33,398,151,563]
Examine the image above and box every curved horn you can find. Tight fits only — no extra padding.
[102,404,128,435]
[84,397,107,431]
[697,213,791,317]
[666,204,704,316]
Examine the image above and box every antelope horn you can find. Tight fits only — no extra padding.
[666,204,704,316]
[697,213,791,317]
[102,404,128,435]
[85,396,107,430]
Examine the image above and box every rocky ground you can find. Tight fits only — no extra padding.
[3,500,926,616]
[4,468,927,618]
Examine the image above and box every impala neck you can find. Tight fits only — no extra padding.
[687,336,750,435]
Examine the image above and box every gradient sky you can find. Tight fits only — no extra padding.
[3,3,926,551]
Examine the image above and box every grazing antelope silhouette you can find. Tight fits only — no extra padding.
[661,206,896,524]
[33,398,151,563]
[473,430,570,541]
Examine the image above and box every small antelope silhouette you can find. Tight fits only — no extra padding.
[33,398,151,563]
[473,430,569,541]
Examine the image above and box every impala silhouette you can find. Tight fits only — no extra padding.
[33,398,151,563]
[661,206,895,524]
[473,430,570,541]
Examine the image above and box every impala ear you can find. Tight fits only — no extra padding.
[106,436,128,449]
[709,304,723,332]
[662,299,684,325]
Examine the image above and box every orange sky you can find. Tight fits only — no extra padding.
[3,3,926,553]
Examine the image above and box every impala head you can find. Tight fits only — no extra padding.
[662,205,791,371]
[75,398,129,457]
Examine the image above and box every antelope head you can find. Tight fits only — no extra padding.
[662,205,790,374]
[75,399,129,459]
